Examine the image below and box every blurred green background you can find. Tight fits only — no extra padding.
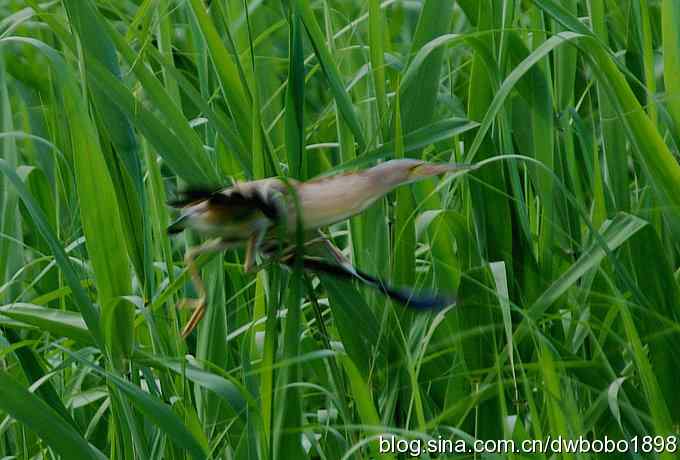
[1,0,680,458]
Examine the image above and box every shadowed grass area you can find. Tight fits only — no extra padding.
[1,1,680,459]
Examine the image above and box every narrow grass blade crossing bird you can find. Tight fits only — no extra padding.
[168,159,472,337]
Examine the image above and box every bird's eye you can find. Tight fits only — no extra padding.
[408,162,428,177]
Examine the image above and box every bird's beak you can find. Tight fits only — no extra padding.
[409,162,476,178]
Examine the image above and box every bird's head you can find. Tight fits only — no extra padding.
[371,159,474,187]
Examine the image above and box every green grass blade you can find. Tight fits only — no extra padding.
[294,0,366,149]
[2,328,80,434]
[0,157,101,343]
[85,60,216,186]
[326,118,479,174]
[0,371,105,460]
[341,356,395,460]
[463,1,513,264]
[620,305,675,460]
[319,273,382,378]
[368,0,387,137]
[285,8,306,180]
[0,57,21,297]
[0,303,92,344]
[68,352,210,459]
[63,1,149,287]
[102,21,219,184]
[399,0,454,134]
[529,213,647,317]
[392,88,415,286]
[187,0,252,150]
[536,0,680,234]
[662,0,680,135]
[273,264,305,458]
[140,353,249,418]
[589,0,630,212]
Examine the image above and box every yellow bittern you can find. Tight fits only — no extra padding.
[169,159,471,337]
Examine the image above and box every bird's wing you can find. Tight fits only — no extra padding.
[167,181,287,227]
[276,232,455,310]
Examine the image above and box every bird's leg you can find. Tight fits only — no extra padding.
[277,235,352,272]
[272,235,329,264]
[243,235,257,273]
[180,237,237,338]
[319,237,353,269]
[243,225,269,273]
[245,232,330,274]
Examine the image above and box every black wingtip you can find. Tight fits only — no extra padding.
[379,285,456,310]
[347,264,455,310]
[297,257,455,311]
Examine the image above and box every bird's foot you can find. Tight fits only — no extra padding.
[178,296,206,338]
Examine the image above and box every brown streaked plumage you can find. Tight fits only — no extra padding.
[169,159,473,337]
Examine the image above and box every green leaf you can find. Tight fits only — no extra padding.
[273,256,305,458]
[535,0,680,236]
[341,356,396,460]
[392,87,415,286]
[0,303,93,344]
[63,1,148,286]
[294,0,366,148]
[187,0,252,151]
[76,357,210,460]
[139,353,249,418]
[0,155,101,344]
[0,371,105,460]
[399,0,455,133]
[368,0,387,136]
[325,118,479,174]
[85,60,216,186]
[102,298,135,370]
[285,9,306,180]
[529,213,647,317]
[2,328,80,434]
[662,0,680,135]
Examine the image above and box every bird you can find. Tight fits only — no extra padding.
[168,158,473,337]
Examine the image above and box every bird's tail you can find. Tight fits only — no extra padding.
[166,188,218,235]
[295,257,455,310]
